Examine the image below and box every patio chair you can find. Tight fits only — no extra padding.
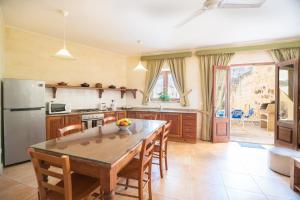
[231,109,244,127]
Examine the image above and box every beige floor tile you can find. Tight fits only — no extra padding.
[253,176,300,200]
[222,171,262,193]
[192,183,229,200]
[226,188,267,200]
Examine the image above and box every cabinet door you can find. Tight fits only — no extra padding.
[104,112,116,118]
[64,114,82,135]
[161,113,182,138]
[127,111,137,118]
[46,116,64,140]
[137,112,158,120]
[182,113,197,140]
[116,111,126,120]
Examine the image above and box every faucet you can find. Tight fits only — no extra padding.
[159,104,163,110]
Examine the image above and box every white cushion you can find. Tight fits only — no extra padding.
[268,147,300,176]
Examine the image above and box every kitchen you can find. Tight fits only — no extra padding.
[1,0,300,200]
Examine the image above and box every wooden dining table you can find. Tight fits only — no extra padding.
[31,118,166,200]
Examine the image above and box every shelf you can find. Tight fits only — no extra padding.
[45,84,137,99]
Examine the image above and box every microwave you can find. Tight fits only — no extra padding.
[47,101,71,114]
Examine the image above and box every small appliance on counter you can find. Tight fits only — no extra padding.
[2,78,46,166]
[110,100,116,111]
[99,103,107,111]
[47,101,71,114]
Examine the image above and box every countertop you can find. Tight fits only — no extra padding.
[46,107,199,117]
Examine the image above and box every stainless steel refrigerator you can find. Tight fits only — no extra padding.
[2,79,46,166]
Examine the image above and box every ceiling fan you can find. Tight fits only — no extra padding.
[175,0,266,27]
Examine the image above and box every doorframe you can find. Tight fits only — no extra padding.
[212,61,276,143]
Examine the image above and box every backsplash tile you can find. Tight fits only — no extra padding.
[45,88,126,109]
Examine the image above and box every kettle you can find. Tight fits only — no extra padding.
[99,103,107,111]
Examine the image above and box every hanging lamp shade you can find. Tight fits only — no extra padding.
[134,61,148,71]
[54,10,74,60]
[55,45,74,59]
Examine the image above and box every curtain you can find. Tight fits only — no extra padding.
[142,59,164,105]
[167,57,190,106]
[269,47,300,62]
[198,53,234,141]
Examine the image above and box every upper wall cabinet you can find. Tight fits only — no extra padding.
[275,59,299,149]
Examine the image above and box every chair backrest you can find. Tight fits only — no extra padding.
[103,116,117,124]
[159,121,171,150]
[59,124,82,137]
[28,148,72,200]
[138,130,158,176]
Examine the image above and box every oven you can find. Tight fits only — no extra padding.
[81,113,104,129]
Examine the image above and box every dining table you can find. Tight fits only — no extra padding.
[31,118,166,200]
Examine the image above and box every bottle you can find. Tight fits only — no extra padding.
[111,100,116,111]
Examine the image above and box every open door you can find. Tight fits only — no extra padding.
[275,59,299,149]
[212,65,230,143]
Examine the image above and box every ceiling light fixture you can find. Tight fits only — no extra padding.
[134,40,147,71]
[54,10,74,59]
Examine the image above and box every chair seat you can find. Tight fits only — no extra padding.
[154,144,161,152]
[118,158,148,180]
[47,173,99,200]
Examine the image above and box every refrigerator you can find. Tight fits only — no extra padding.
[2,78,46,166]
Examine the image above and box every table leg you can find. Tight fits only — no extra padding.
[103,190,115,200]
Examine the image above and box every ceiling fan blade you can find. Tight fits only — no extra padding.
[174,8,206,28]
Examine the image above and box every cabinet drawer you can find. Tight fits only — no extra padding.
[182,113,197,120]
[182,127,196,133]
[182,119,196,126]
[183,131,196,139]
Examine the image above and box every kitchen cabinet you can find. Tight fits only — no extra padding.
[104,112,116,118]
[116,111,126,120]
[46,114,81,140]
[136,112,160,120]
[161,113,182,138]
[126,111,137,118]
[46,116,65,140]
[127,111,197,143]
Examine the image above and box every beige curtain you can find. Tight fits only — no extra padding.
[198,53,234,141]
[270,47,300,62]
[167,57,190,106]
[142,59,164,105]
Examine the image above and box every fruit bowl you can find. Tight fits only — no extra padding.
[116,118,132,131]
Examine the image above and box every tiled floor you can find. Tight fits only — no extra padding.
[0,141,299,200]
[230,123,274,144]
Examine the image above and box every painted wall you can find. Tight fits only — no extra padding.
[4,26,129,109]
[0,7,5,175]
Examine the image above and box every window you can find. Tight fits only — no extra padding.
[151,67,180,102]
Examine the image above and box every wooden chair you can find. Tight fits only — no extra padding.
[153,121,171,178]
[58,124,82,137]
[27,148,100,200]
[116,131,158,200]
[103,116,117,124]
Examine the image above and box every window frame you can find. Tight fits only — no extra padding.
[150,70,180,103]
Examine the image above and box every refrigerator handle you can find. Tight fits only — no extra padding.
[10,107,45,112]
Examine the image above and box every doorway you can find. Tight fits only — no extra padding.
[229,62,276,144]
[212,62,276,144]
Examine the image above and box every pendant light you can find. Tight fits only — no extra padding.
[134,40,147,71]
[54,10,74,59]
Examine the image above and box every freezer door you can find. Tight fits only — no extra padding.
[3,108,46,166]
[3,79,45,109]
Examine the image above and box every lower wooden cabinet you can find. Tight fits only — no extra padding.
[129,111,197,143]
[161,113,182,138]
[46,114,81,140]
[116,111,126,120]
[46,111,197,143]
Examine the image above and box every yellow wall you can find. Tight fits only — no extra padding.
[4,26,128,87]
